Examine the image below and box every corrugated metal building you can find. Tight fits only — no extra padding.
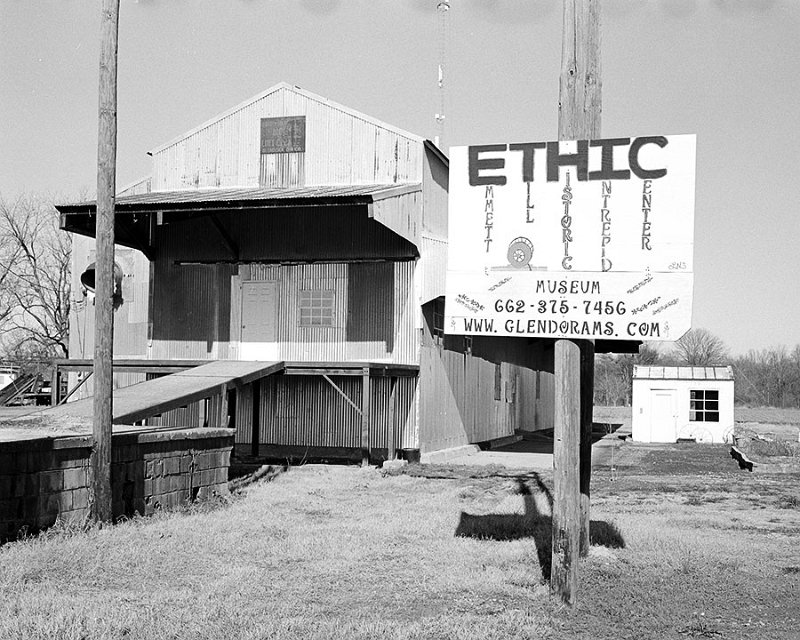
[59,83,555,459]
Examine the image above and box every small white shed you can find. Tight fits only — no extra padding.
[632,366,735,444]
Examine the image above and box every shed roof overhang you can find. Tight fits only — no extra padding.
[57,183,422,261]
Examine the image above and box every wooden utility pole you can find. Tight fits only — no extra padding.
[550,0,601,605]
[90,0,121,522]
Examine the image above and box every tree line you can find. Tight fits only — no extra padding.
[595,327,800,408]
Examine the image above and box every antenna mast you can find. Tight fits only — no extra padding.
[435,1,450,148]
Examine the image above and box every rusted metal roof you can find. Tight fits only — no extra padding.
[633,365,734,381]
[58,183,422,214]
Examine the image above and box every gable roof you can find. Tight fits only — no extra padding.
[148,82,424,156]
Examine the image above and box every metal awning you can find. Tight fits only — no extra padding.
[58,183,421,214]
[57,183,422,260]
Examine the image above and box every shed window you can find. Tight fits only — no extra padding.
[689,389,719,422]
[299,289,335,327]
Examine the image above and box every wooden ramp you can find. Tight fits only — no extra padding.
[45,361,284,424]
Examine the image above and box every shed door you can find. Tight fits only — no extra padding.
[240,281,278,360]
[649,390,677,442]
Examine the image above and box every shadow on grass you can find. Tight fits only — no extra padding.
[455,476,625,580]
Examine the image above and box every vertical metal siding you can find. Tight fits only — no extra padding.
[419,236,447,303]
[372,192,421,247]
[117,176,152,197]
[418,346,466,453]
[234,373,418,450]
[245,263,348,361]
[535,370,555,431]
[393,261,418,365]
[150,262,233,360]
[419,342,549,453]
[422,145,449,238]
[69,240,150,361]
[259,152,305,187]
[151,86,422,191]
[232,261,416,364]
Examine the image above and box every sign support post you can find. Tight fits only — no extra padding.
[90,0,120,522]
[441,1,695,608]
[550,0,601,604]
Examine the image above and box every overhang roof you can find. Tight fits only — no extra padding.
[57,183,423,261]
[57,183,421,216]
[633,365,734,381]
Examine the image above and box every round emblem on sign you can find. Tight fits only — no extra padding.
[507,237,534,268]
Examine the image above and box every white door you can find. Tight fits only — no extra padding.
[239,281,278,360]
[649,390,677,442]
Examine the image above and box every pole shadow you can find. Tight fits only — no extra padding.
[454,475,625,581]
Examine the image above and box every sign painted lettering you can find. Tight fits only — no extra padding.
[445,134,696,341]
[260,116,306,154]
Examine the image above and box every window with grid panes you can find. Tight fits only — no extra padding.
[689,389,719,422]
[298,289,335,327]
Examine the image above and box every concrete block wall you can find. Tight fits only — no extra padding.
[0,427,234,542]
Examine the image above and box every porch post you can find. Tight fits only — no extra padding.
[361,367,370,467]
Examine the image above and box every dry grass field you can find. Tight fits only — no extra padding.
[1,429,799,640]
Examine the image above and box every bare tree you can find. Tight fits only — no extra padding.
[734,345,800,408]
[0,193,71,358]
[0,218,21,328]
[673,328,728,366]
[594,343,661,406]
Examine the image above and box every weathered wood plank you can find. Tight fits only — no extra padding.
[551,0,601,605]
[218,384,229,428]
[91,0,121,523]
[558,0,602,141]
[579,340,595,557]
[551,339,582,606]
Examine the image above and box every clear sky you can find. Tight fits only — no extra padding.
[1,0,798,356]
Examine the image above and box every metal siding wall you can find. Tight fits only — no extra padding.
[118,177,152,197]
[234,374,417,450]
[419,346,467,453]
[419,347,518,452]
[151,86,422,191]
[372,192,421,247]
[233,262,416,364]
[419,235,447,303]
[393,261,418,365]
[150,262,233,360]
[245,263,348,361]
[418,300,553,453]
[516,367,539,432]
[535,370,555,430]
[369,376,417,449]
[422,145,448,238]
[259,152,304,187]
[234,382,254,444]
[69,238,149,361]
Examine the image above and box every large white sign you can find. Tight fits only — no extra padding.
[444,134,696,341]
